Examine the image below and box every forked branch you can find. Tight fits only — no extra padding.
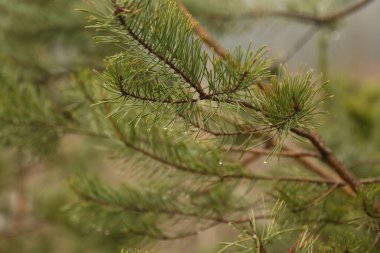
[177,0,362,193]
[196,0,374,25]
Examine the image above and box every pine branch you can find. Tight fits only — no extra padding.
[116,78,198,104]
[88,91,379,191]
[102,100,346,186]
[71,182,253,224]
[109,0,208,98]
[175,2,344,185]
[81,3,380,249]
[123,25,205,98]
[173,5,362,192]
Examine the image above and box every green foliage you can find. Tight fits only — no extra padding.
[217,202,315,253]
[217,184,380,252]
[0,0,108,80]
[88,0,324,152]
[0,65,63,156]
[206,45,271,95]
[0,0,379,252]
[87,0,208,88]
[253,68,326,134]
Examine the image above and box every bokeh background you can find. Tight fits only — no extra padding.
[0,0,379,252]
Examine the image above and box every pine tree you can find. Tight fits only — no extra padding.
[0,0,379,252]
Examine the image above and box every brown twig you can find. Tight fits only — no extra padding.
[116,77,198,104]
[282,143,339,180]
[187,120,273,137]
[176,0,229,60]
[197,81,361,192]
[111,0,366,194]
[189,100,359,191]
[112,1,207,98]
[200,0,374,25]
[227,147,320,158]
[291,129,361,192]
[174,5,323,142]
[93,93,380,190]
[177,1,362,193]
[361,177,380,184]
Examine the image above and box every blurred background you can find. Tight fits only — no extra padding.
[0,0,379,252]
[196,0,380,79]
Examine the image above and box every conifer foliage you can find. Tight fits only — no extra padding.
[0,0,379,252]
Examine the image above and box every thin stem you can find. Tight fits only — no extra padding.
[361,177,380,184]
[199,0,374,25]
[111,0,365,194]
[112,2,207,98]
[227,147,320,158]
[187,118,272,137]
[291,128,361,192]
[179,5,362,192]
[282,143,339,180]
[176,0,229,60]
[116,78,198,104]
[72,185,256,224]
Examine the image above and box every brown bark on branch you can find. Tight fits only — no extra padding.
[291,129,361,192]
[198,0,374,25]
[176,0,229,60]
[176,0,362,193]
